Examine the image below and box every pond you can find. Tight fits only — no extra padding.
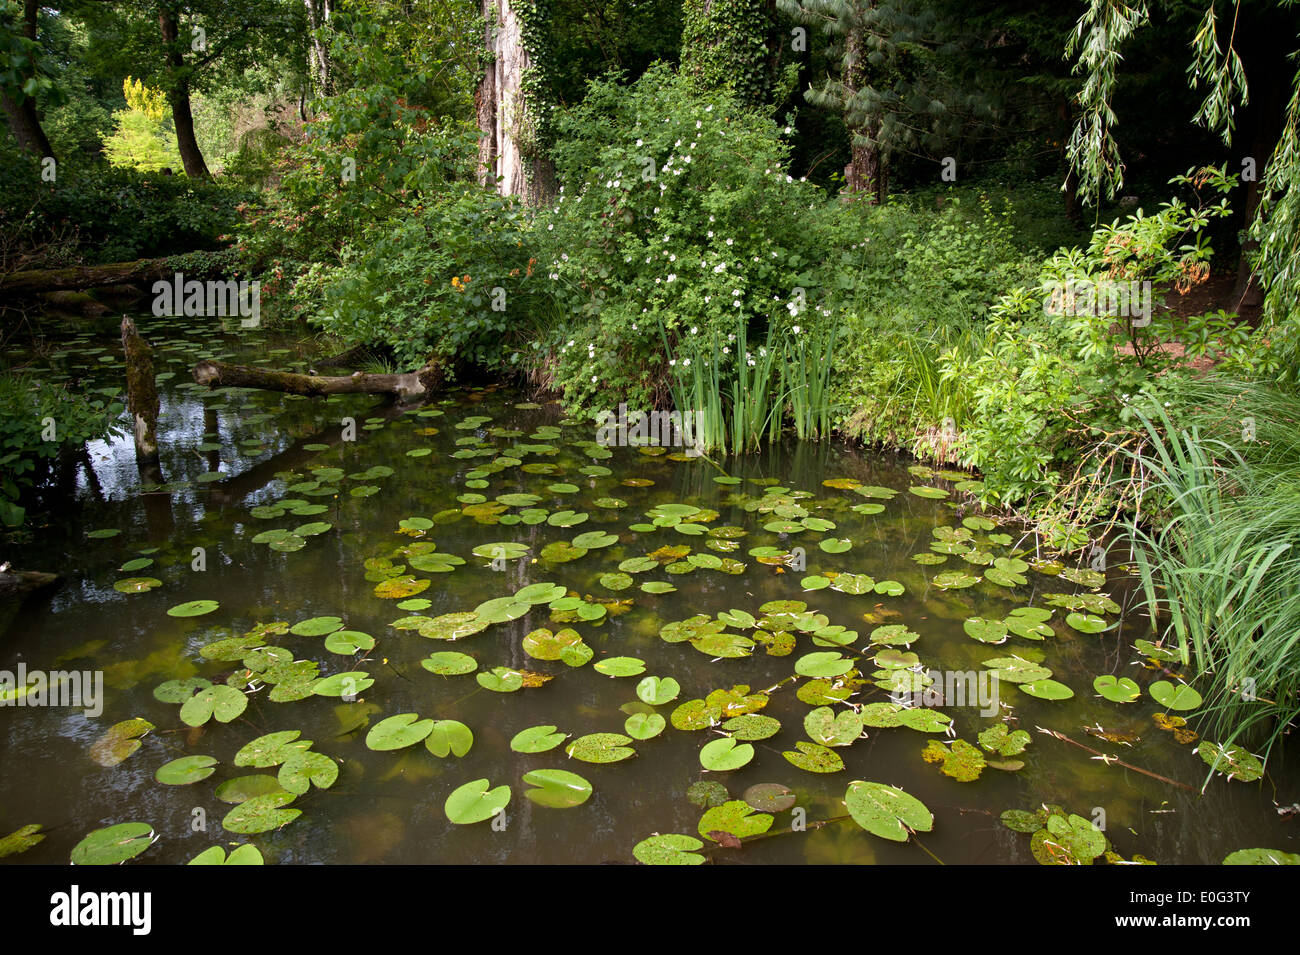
[0,311,1293,865]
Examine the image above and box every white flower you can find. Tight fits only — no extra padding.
[547,224,554,231]
[708,216,715,222]
[667,273,677,282]
[728,334,735,342]
[631,323,637,330]
[612,179,620,188]
[549,273,559,280]
[726,238,734,246]
[669,254,676,262]
[732,289,741,296]
[635,139,643,147]
[713,263,726,274]
[696,121,702,129]
[704,296,711,303]
[705,105,712,112]
[591,376,598,383]
[733,300,742,307]
[792,325,802,334]
[748,358,756,366]
[722,346,730,354]
[670,359,677,366]
[690,326,698,334]
[567,340,575,347]
[675,140,681,147]
[683,358,691,366]
[707,231,714,238]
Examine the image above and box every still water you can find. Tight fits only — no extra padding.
[1,312,1294,865]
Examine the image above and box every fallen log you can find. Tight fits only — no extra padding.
[1,257,174,295]
[0,569,58,600]
[193,359,442,399]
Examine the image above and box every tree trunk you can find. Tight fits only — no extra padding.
[303,0,332,97]
[475,0,498,188]
[841,22,881,203]
[479,0,554,206]
[0,0,54,160]
[122,317,160,465]
[193,359,442,399]
[158,6,210,179]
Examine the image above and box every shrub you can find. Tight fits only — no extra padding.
[532,64,845,413]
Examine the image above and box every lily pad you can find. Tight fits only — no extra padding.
[445,779,511,824]
[523,769,593,808]
[70,822,155,865]
[845,780,934,842]
[155,755,218,785]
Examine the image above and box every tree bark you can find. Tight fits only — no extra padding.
[475,0,498,188]
[193,359,442,399]
[302,0,332,96]
[158,5,210,179]
[841,22,882,203]
[122,317,160,465]
[0,0,54,160]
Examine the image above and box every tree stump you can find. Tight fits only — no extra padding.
[121,317,160,468]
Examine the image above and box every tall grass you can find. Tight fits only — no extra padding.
[660,320,837,454]
[1121,378,1300,763]
[787,323,839,442]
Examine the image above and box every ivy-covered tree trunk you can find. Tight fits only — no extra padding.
[302,0,333,96]
[0,0,54,160]
[479,0,555,206]
[681,0,772,107]
[475,0,498,188]
[157,5,210,179]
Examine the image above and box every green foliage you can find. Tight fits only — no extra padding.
[101,77,182,172]
[535,64,842,413]
[1122,377,1300,766]
[0,374,124,527]
[681,0,773,107]
[312,181,543,370]
[939,165,1259,513]
[0,144,245,265]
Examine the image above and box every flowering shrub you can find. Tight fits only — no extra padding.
[533,64,844,412]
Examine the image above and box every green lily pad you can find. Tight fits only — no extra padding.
[523,769,593,808]
[698,800,772,841]
[167,599,220,617]
[188,844,264,865]
[1093,675,1140,703]
[511,725,568,753]
[845,780,934,842]
[635,675,681,706]
[593,656,646,678]
[366,713,435,751]
[445,778,511,824]
[180,685,248,726]
[700,737,755,771]
[565,733,635,763]
[421,652,478,675]
[632,833,705,865]
[624,711,666,739]
[70,822,155,865]
[155,755,218,785]
[782,741,845,773]
[1149,681,1202,711]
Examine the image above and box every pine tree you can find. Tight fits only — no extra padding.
[777,0,955,201]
